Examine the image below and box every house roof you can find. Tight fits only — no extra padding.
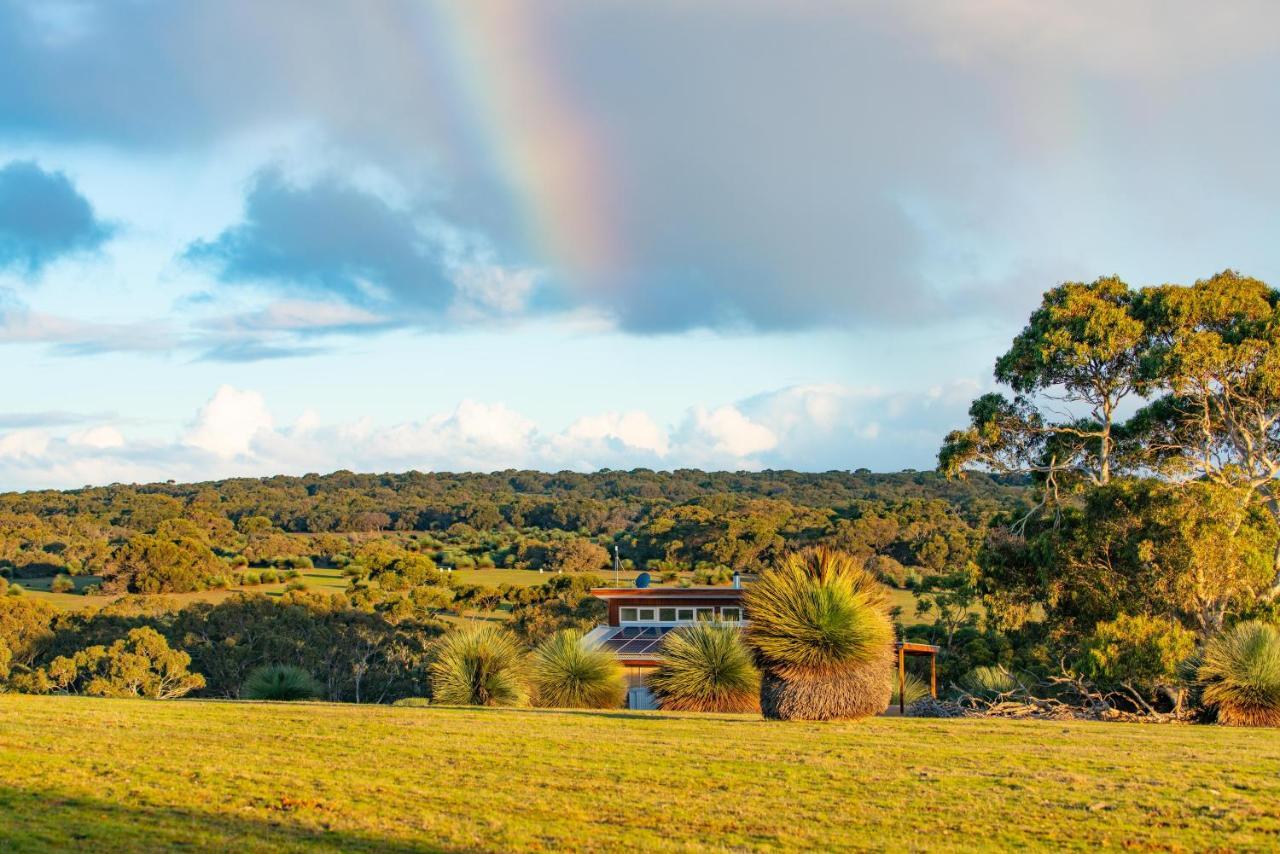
[590,586,744,600]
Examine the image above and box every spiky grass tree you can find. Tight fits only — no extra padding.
[429,624,529,707]
[890,672,930,709]
[241,664,323,701]
[745,547,894,720]
[530,629,626,709]
[646,622,760,713]
[1198,621,1280,727]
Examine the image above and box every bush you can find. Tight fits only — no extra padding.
[530,629,625,709]
[82,584,102,596]
[242,571,261,586]
[890,672,930,708]
[745,547,893,721]
[1080,614,1196,709]
[50,574,75,594]
[647,623,759,713]
[957,665,1019,700]
[230,555,249,569]
[1198,621,1280,727]
[285,579,307,592]
[429,625,529,707]
[43,627,204,699]
[392,697,431,708]
[241,664,324,701]
[7,583,24,597]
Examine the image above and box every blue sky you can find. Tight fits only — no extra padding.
[1,1,1278,489]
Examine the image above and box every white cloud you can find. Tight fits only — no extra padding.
[0,379,987,489]
[68,425,124,448]
[183,385,274,458]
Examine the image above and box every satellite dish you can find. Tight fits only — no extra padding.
[635,572,652,589]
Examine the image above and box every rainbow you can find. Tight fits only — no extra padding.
[403,2,622,287]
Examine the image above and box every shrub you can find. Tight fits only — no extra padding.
[259,569,280,584]
[1080,614,1196,709]
[241,664,324,701]
[285,579,307,592]
[82,584,102,596]
[286,568,303,579]
[7,583,24,597]
[647,623,759,713]
[957,665,1019,700]
[530,629,625,709]
[242,571,261,586]
[429,625,529,707]
[50,574,75,594]
[745,547,893,721]
[43,627,204,699]
[392,697,431,708]
[1197,621,1280,727]
[230,555,249,569]
[890,672,930,708]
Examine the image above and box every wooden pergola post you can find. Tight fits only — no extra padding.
[898,645,906,714]
[930,653,937,699]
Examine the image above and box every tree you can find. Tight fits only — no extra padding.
[941,277,1146,523]
[44,627,205,699]
[1133,270,1280,601]
[545,539,609,574]
[103,534,222,593]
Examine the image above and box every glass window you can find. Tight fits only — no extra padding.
[637,608,657,622]
[695,607,715,621]
[676,608,695,621]
[620,607,638,622]
[720,607,742,622]
[658,607,677,622]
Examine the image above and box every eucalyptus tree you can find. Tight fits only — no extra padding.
[940,276,1147,526]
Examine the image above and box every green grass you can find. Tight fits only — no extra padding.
[0,695,1276,851]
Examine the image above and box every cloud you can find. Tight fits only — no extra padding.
[0,379,986,489]
[0,409,115,429]
[182,385,274,458]
[0,160,112,274]
[184,167,455,310]
[0,296,177,354]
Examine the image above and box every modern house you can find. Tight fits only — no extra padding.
[585,586,746,709]
[586,584,939,711]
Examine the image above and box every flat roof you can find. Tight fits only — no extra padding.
[591,587,744,599]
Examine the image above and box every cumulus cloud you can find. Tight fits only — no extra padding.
[0,160,112,274]
[0,380,985,490]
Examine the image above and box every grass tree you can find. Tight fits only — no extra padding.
[429,624,529,707]
[646,622,760,713]
[745,547,894,720]
[1197,621,1280,727]
[242,664,324,701]
[530,629,626,709]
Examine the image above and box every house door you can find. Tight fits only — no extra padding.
[627,685,658,710]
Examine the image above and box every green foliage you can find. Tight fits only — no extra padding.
[1081,614,1196,702]
[43,627,204,699]
[1198,621,1280,727]
[104,534,222,594]
[646,623,759,713]
[529,629,625,709]
[241,664,323,701]
[429,625,528,707]
[49,574,74,594]
[390,697,431,707]
[745,548,892,672]
[890,672,930,708]
[958,665,1019,700]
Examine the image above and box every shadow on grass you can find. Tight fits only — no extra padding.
[0,785,436,853]
[436,704,754,723]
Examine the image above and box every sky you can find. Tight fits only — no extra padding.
[1,0,1279,490]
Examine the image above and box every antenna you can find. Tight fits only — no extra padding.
[613,545,621,587]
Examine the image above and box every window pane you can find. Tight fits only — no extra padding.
[620,607,638,622]
[658,608,677,621]
[721,607,741,622]
[638,608,656,621]
[676,608,695,621]
[695,608,714,621]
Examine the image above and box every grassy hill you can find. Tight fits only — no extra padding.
[1,696,1276,851]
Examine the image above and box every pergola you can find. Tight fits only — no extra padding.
[894,641,940,714]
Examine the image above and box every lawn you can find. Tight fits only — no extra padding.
[0,695,1276,851]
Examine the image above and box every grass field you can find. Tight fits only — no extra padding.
[0,695,1276,851]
